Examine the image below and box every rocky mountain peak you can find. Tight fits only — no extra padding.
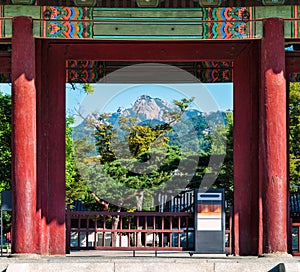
[136,94,152,101]
[127,94,173,122]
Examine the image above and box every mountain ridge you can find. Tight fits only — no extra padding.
[73,94,229,153]
[111,94,175,124]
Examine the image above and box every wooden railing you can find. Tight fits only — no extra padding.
[66,210,195,252]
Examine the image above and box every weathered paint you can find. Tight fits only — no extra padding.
[93,23,204,38]
[260,18,288,254]
[2,5,42,37]
[7,15,291,255]
[93,8,204,18]
[47,46,66,255]
[254,6,295,38]
[58,40,249,61]
[44,39,251,256]
[35,39,50,255]
[233,42,259,256]
[11,16,37,254]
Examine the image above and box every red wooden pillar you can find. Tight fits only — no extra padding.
[260,18,288,254]
[11,16,37,254]
[36,40,50,255]
[47,47,66,255]
[35,41,66,256]
[233,43,259,255]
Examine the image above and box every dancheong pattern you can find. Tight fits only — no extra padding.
[65,60,232,84]
[41,6,250,39]
[43,6,93,38]
[203,7,250,39]
[66,60,104,83]
[290,73,300,83]
[0,6,300,83]
[196,62,233,83]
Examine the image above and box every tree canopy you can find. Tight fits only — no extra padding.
[0,91,12,192]
[1,81,299,212]
[289,82,300,191]
[73,97,230,210]
[65,116,89,204]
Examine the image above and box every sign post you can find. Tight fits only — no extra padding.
[192,188,225,254]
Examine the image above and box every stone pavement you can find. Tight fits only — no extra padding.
[0,251,299,272]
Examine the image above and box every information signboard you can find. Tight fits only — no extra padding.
[193,188,225,254]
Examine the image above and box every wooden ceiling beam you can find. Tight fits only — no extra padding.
[0,0,296,8]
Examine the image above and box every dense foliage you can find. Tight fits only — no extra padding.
[72,97,231,210]
[0,91,12,234]
[0,92,12,192]
[1,81,299,213]
[65,116,89,204]
[289,82,300,191]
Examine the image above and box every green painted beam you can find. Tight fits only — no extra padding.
[254,6,295,38]
[2,5,42,37]
[93,8,204,18]
[94,23,203,37]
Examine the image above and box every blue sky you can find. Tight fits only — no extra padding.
[1,82,233,114]
[67,82,233,115]
[66,83,233,126]
[0,84,11,95]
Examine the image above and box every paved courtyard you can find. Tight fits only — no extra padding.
[0,250,299,272]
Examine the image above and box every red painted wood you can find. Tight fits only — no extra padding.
[47,47,66,255]
[67,211,193,217]
[0,53,11,73]
[233,42,259,256]
[260,18,288,254]
[82,229,187,233]
[286,78,292,255]
[48,40,250,62]
[36,39,50,255]
[43,38,254,255]
[66,210,193,251]
[42,38,249,255]
[40,35,290,255]
[286,52,300,73]
[11,16,37,254]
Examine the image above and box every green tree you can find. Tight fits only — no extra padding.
[75,98,202,211]
[82,116,176,210]
[0,91,90,205]
[0,91,11,192]
[186,111,233,205]
[289,82,300,191]
[65,116,89,204]
[213,111,234,206]
[0,91,12,234]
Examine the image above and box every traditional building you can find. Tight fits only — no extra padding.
[0,0,298,256]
